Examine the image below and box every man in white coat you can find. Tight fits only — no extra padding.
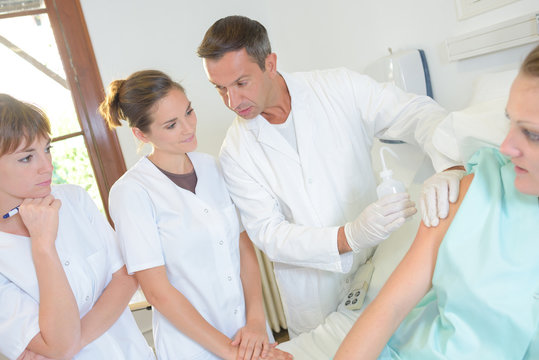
[197,15,465,337]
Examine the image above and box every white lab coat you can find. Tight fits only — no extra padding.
[0,185,155,360]
[219,68,457,336]
[109,152,258,360]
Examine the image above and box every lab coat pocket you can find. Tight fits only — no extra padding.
[86,251,108,304]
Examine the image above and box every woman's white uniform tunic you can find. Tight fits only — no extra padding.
[109,152,246,360]
[0,184,155,360]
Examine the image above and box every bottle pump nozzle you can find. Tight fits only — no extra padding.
[379,146,399,178]
[377,146,405,199]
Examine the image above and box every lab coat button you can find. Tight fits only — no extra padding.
[204,208,209,213]
[219,240,224,245]
[64,260,70,266]
[534,292,539,300]
[308,178,313,184]
[85,296,90,302]
[227,276,232,281]
[234,309,238,314]
[345,278,350,284]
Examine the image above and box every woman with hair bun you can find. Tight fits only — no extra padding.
[100,70,292,360]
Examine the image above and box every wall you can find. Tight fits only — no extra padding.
[80,0,539,165]
[264,0,537,109]
[80,0,272,166]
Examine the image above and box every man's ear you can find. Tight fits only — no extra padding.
[132,127,150,143]
[265,53,278,77]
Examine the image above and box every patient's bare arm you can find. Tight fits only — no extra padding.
[334,174,473,360]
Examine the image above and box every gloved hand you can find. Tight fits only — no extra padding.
[420,169,466,227]
[344,192,416,252]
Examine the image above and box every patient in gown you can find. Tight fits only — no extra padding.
[334,44,539,360]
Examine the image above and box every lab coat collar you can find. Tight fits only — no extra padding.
[240,72,314,164]
[239,75,296,163]
[280,71,315,156]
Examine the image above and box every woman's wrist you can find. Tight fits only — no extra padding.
[222,343,238,360]
[30,242,59,260]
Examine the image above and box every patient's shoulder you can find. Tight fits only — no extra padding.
[456,173,475,206]
[414,173,475,249]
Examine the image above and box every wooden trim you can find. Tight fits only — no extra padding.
[52,131,84,142]
[0,34,68,89]
[45,0,126,219]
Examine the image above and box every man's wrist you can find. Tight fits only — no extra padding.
[337,226,352,254]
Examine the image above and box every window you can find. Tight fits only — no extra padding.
[0,0,126,217]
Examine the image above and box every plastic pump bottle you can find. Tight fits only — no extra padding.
[376,146,406,199]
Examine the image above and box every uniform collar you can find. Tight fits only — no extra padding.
[239,71,314,164]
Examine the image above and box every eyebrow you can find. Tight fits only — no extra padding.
[161,102,193,125]
[211,75,248,88]
[162,117,178,126]
[518,121,539,130]
[15,139,51,154]
[506,111,539,130]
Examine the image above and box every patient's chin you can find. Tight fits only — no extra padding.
[514,176,539,196]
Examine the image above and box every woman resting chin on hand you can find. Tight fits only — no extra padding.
[0,94,154,360]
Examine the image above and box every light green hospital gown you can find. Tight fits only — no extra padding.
[381,148,539,359]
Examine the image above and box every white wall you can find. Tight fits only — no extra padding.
[80,0,539,166]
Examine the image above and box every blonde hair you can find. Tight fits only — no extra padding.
[520,44,539,78]
[0,94,51,156]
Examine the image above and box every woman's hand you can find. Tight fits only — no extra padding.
[231,320,269,360]
[16,349,55,360]
[19,194,61,248]
[261,345,294,360]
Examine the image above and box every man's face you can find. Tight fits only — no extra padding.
[203,48,274,119]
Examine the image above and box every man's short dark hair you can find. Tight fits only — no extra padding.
[197,15,271,70]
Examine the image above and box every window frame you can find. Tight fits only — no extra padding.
[2,0,127,219]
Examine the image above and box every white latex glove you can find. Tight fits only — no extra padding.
[420,169,466,228]
[344,192,416,252]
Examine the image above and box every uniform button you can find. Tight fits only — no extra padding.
[227,276,232,281]
[534,292,539,300]
[219,240,224,245]
[85,296,90,302]
[345,278,350,284]
[64,260,70,266]
[308,178,313,184]
[204,209,209,213]
[234,309,238,314]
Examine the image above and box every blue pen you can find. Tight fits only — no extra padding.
[3,206,20,219]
